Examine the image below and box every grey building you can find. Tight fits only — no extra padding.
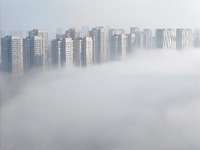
[73,37,83,67]
[90,27,107,64]
[130,27,141,49]
[176,28,193,49]
[193,29,200,48]
[110,33,127,60]
[28,29,49,68]
[1,36,23,76]
[156,29,176,49]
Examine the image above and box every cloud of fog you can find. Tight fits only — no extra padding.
[1,49,200,150]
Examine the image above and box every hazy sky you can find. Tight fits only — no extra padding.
[1,49,200,150]
[1,0,200,37]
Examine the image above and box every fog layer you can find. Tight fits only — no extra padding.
[1,50,200,150]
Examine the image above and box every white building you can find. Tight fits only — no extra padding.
[64,37,74,66]
[83,37,93,67]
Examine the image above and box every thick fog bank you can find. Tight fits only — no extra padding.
[1,49,200,150]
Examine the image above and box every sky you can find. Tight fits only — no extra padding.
[1,49,200,150]
[1,0,200,37]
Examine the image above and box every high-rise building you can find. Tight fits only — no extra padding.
[109,29,126,60]
[65,28,82,40]
[193,29,200,48]
[51,38,63,69]
[90,27,107,64]
[23,37,32,72]
[73,37,83,67]
[142,29,152,49]
[176,28,193,49]
[110,33,127,60]
[82,26,90,37]
[64,37,73,66]
[28,29,48,68]
[156,29,176,49]
[1,36,23,76]
[110,34,119,60]
[119,33,127,59]
[82,37,93,67]
[130,27,141,49]
[127,33,136,53]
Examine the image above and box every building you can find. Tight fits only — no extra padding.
[51,38,63,69]
[109,29,126,60]
[193,29,200,48]
[64,37,73,66]
[119,34,127,59]
[23,37,32,72]
[130,27,141,49]
[65,28,82,40]
[176,28,193,49]
[28,29,48,68]
[90,27,107,64]
[82,26,90,37]
[82,37,93,67]
[110,33,127,60]
[73,37,83,67]
[127,33,136,53]
[156,29,176,49]
[142,29,152,49]
[1,36,23,76]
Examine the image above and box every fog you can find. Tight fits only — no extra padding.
[1,49,200,150]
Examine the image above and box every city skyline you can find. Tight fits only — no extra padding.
[1,27,199,77]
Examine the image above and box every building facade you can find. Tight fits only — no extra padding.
[82,37,93,67]
[176,29,193,49]
[1,36,23,76]
[156,29,176,49]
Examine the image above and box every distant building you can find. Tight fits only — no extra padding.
[119,33,127,59]
[193,29,200,48]
[110,33,127,60]
[51,38,63,69]
[65,28,82,40]
[82,37,93,67]
[110,34,119,60]
[82,26,90,37]
[127,33,136,53]
[90,27,107,64]
[142,29,152,49]
[51,36,74,69]
[0,30,6,38]
[130,27,141,49]
[64,37,74,66]
[27,29,49,68]
[73,38,83,67]
[56,28,63,35]
[1,36,23,76]
[109,29,126,60]
[176,28,193,49]
[23,37,32,72]
[156,29,176,49]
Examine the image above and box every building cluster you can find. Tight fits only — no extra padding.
[1,27,200,77]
